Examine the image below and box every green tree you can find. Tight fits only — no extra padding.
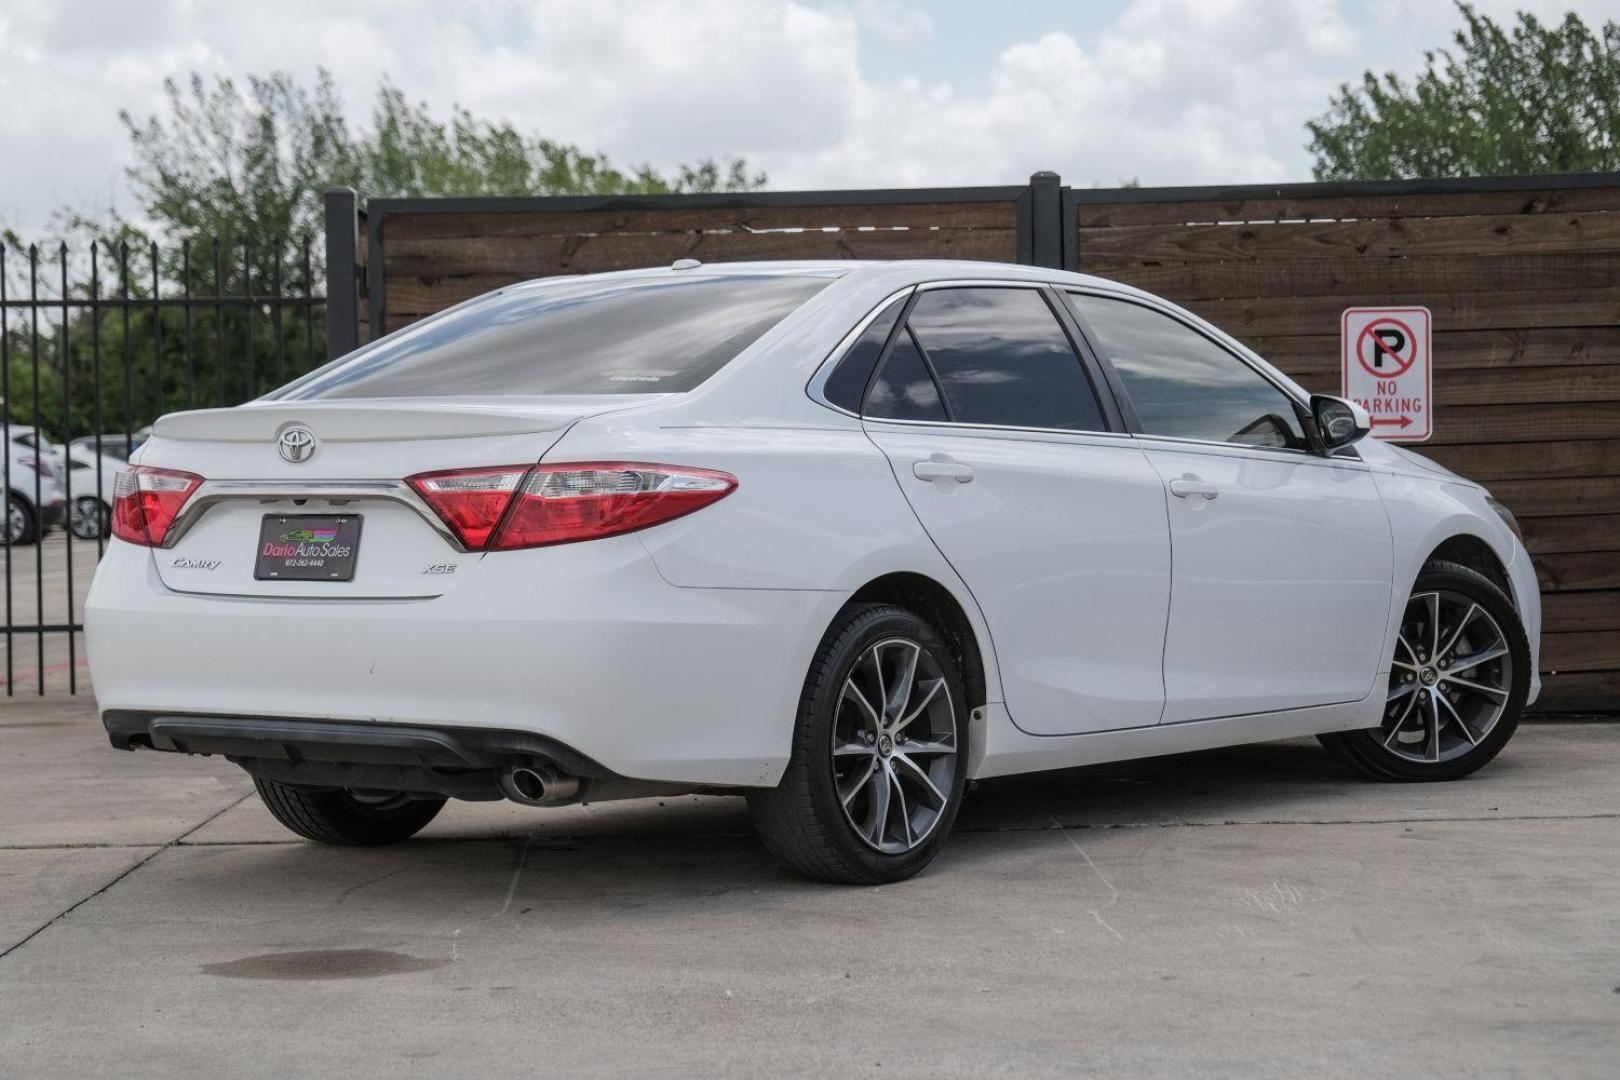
[114,70,764,248]
[3,71,766,441]
[1307,3,1620,180]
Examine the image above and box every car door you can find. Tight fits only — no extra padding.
[851,283,1172,736]
[1065,291,1394,724]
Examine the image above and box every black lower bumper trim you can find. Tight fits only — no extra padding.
[104,711,614,783]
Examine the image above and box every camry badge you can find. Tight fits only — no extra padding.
[277,426,316,463]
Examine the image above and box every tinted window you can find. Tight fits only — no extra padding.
[864,329,946,423]
[822,296,905,413]
[279,274,832,400]
[1067,294,1308,450]
[905,288,1104,432]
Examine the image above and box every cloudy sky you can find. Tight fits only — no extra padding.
[2,0,1617,236]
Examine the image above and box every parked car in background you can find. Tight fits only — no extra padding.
[87,260,1540,883]
[64,445,122,539]
[4,431,66,544]
[71,429,149,463]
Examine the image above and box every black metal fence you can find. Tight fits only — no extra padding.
[1,237,327,695]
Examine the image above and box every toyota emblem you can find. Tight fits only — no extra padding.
[276,426,317,463]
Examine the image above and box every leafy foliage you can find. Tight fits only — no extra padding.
[3,71,764,440]
[116,71,763,246]
[1307,3,1620,180]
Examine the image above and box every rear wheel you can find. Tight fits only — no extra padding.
[5,497,38,545]
[748,603,968,884]
[1320,560,1529,782]
[253,777,446,845]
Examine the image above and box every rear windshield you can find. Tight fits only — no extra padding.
[278,273,832,399]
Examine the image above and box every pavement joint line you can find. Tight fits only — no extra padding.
[1,810,1617,853]
[0,791,254,965]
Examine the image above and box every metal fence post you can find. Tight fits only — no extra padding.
[1027,171,1064,270]
[324,187,361,359]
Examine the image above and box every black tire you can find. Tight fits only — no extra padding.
[70,496,109,540]
[5,495,38,546]
[1320,559,1530,782]
[748,603,970,885]
[253,776,446,845]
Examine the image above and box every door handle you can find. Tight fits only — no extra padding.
[1169,475,1219,500]
[913,457,974,484]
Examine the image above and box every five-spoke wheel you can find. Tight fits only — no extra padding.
[1321,560,1529,782]
[749,603,969,884]
[832,637,958,854]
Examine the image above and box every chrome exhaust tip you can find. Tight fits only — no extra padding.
[499,765,582,807]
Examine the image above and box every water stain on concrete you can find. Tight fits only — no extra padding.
[201,949,448,981]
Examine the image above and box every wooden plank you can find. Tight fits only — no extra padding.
[1490,478,1620,519]
[385,201,1019,241]
[1535,550,1620,591]
[1542,591,1620,633]
[1243,328,1620,375]
[1540,630,1620,672]
[1417,404,1620,446]
[1521,516,1620,555]
[1413,441,1620,482]
[1075,186,1620,228]
[1533,668,1620,706]
[1433,367,1620,407]
[1078,211,1620,262]
[1179,289,1620,338]
[384,230,1018,316]
[384,226,1015,280]
[1081,253,1620,301]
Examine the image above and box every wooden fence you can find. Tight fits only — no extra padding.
[324,171,1620,709]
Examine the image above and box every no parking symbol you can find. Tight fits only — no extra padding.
[1342,306,1432,442]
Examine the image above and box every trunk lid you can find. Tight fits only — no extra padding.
[138,396,659,598]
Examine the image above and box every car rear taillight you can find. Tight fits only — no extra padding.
[110,466,204,547]
[407,463,737,551]
[407,466,530,550]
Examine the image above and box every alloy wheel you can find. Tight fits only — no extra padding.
[5,503,23,543]
[1382,589,1514,764]
[71,497,107,540]
[831,637,958,854]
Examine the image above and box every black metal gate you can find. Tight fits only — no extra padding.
[1,237,327,695]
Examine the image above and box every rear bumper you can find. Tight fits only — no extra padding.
[86,536,843,787]
[104,711,618,802]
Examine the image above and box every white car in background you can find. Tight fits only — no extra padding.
[4,425,67,544]
[62,445,125,539]
[86,261,1539,883]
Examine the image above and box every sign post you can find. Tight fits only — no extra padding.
[1342,306,1432,442]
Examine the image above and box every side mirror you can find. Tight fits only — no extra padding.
[1310,394,1370,450]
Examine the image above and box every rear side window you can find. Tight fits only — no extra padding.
[903,288,1105,432]
[1066,293,1309,450]
[279,274,832,399]
[865,329,947,422]
[821,296,905,414]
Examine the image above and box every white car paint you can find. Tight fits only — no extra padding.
[86,259,1540,793]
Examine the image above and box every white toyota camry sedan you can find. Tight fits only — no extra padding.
[86,260,1539,883]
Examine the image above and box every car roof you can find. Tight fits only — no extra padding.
[502,259,1146,298]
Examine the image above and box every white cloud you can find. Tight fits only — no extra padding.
[1,0,1617,237]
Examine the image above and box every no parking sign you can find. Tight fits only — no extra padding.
[1342,307,1432,442]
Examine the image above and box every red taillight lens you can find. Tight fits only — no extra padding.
[407,466,529,550]
[407,463,737,551]
[493,463,737,550]
[110,465,203,547]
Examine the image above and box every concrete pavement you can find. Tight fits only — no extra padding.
[1,698,1616,1078]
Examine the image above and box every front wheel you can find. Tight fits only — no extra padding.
[748,603,969,884]
[253,777,446,845]
[1320,560,1530,782]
